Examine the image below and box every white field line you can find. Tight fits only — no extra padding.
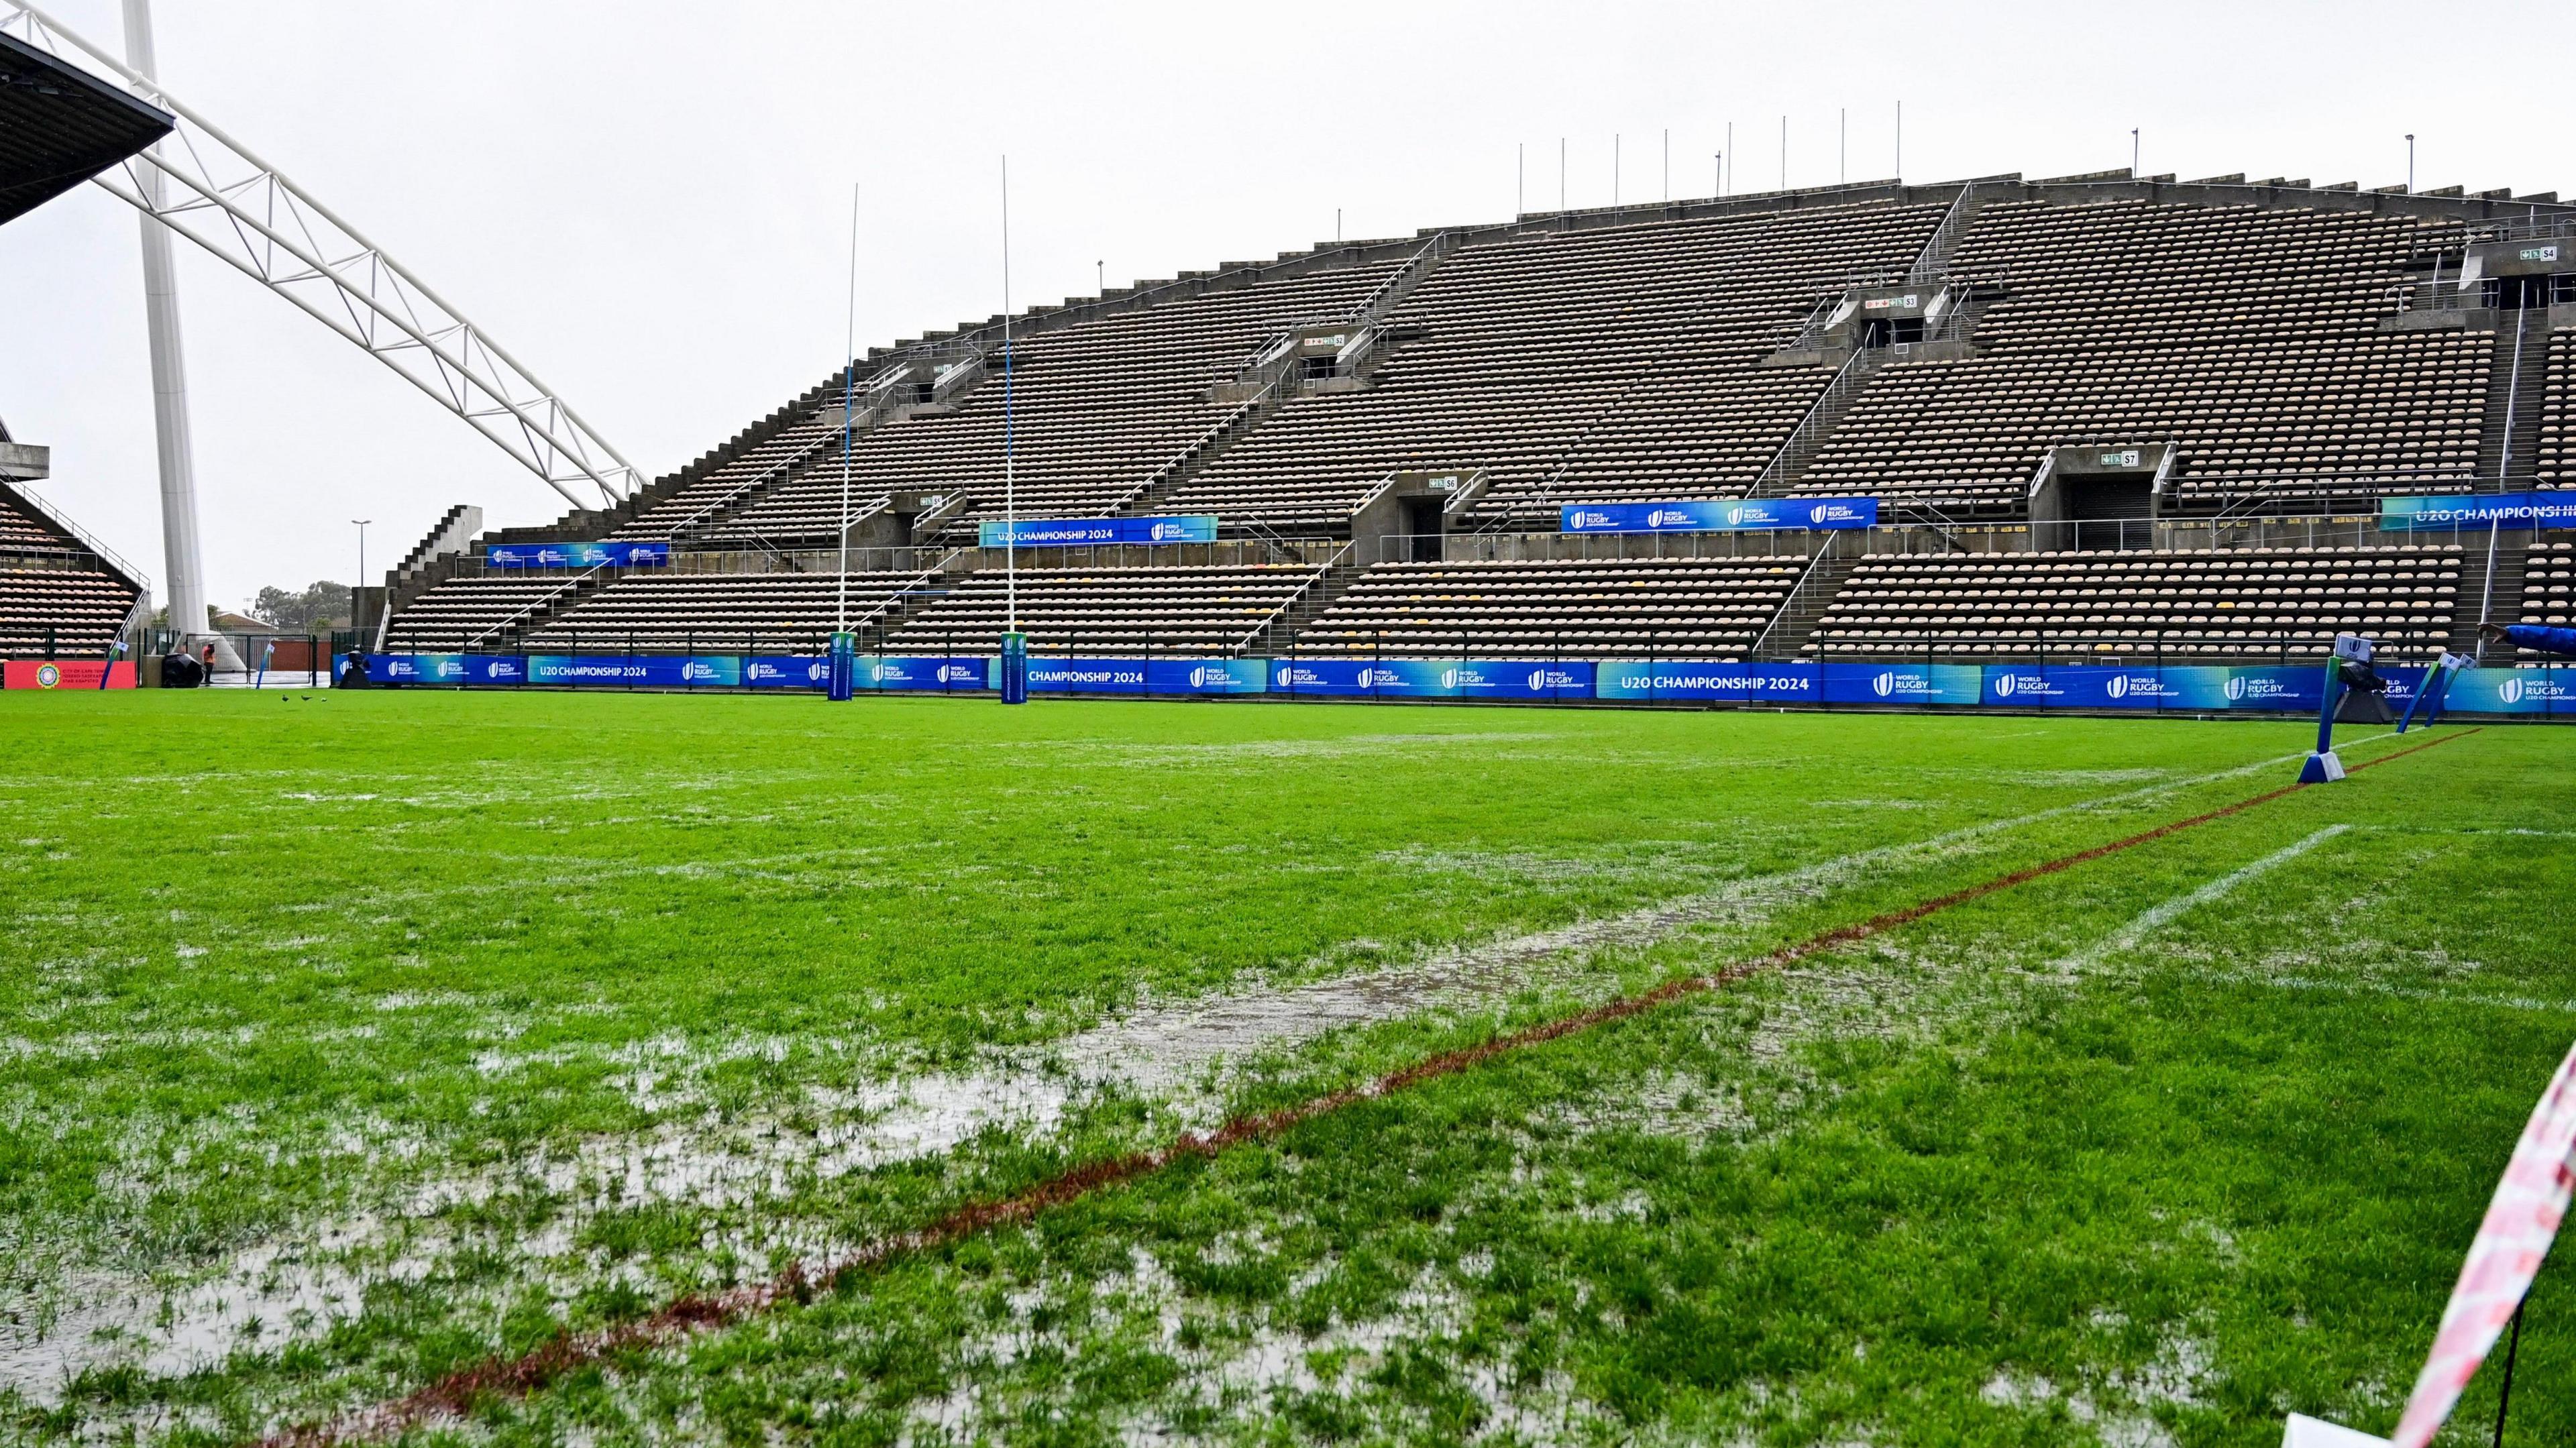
[0,733,2398,1404]
[2060,825,2353,971]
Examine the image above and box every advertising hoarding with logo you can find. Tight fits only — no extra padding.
[976,516,1222,548]
[3,660,137,689]
[486,541,671,568]
[1821,663,1986,706]
[1560,498,1878,534]
[2378,493,2576,531]
[1593,661,1817,703]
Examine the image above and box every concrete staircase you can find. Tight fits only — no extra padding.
[2479,308,2549,486]
[1744,349,1897,499]
[1238,555,1371,657]
[1750,540,1867,660]
[2453,529,2532,661]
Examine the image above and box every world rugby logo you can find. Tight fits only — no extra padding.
[1995,673,2017,698]
[34,663,60,689]
[1723,505,1745,526]
[1872,671,1895,698]
[2106,675,2129,700]
[1440,668,1458,689]
[1527,669,1547,690]
[2224,677,2247,702]
[1150,522,1175,542]
[1189,665,1213,688]
[1651,508,1689,528]
[2502,677,2526,705]
[1275,664,1293,687]
[1808,504,1831,525]
[938,665,975,683]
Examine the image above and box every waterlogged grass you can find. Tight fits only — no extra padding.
[0,690,2567,1445]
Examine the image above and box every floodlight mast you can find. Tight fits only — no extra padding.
[0,0,644,514]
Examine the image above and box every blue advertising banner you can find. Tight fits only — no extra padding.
[2379,493,2576,531]
[1027,658,1149,693]
[527,655,645,686]
[977,515,1220,548]
[1447,659,1599,700]
[1595,661,1818,703]
[1821,662,1986,706]
[863,657,991,691]
[487,541,672,568]
[2154,665,2323,712]
[2443,666,2575,714]
[462,654,527,685]
[1561,497,1877,534]
[367,652,466,684]
[744,656,830,690]
[1145,659,1270,695]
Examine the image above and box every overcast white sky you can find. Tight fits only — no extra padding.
[1,0,2569,608]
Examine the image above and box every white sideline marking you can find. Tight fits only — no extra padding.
[2063,825,2351,970]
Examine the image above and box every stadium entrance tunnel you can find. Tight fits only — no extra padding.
[2031,443,2174,551]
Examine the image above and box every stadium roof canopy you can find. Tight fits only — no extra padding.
[0,26,171,227]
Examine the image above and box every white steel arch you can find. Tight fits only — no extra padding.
[0,1,643,511]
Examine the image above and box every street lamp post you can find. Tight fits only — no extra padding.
[352,518,370,641]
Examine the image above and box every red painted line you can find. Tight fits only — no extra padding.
[258,726,2475,1447]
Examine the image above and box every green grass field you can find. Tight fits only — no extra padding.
[1,690,2569,1447]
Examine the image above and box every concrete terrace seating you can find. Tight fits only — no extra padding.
[381,575,585,651]
[2518,539,2575,642]
[1803,545,2461,659]
[526,572,921,652]
[0,565,137,655]
[1801,201,2489,511]
[2539,330,2573,488]
[697,265,1404,547]
[1167,203,1945,533]
[0,490,64,550]
[1294,556,1805,657]
[878,565,1320,656]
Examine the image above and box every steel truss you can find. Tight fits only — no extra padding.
[0,1,641,510]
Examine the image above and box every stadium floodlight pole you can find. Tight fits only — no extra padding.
[1613,133,1620,208]
[117,0,227,670]
[1713,152,1721,201]
[839,182,859,633]
[1895,99,1902,182]
[1725,121,1733,194]
[2406,133,2416,193]
[1517,142,1523,217]
[1662,129,1668,203]
[2131,127,2140,178]
[1779,115,1787,190]
[1559,137,1566,213]
[0,0,643,514]
[1839,107,1846,184]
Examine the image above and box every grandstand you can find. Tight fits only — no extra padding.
[0,468,144,659]
[0,27,167,677]
[383,172,2576,691]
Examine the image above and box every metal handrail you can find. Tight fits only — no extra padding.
[4,482,152,592]
[1746,346,1874,497]
[1100,373,1285,517]
[1229,540,1350,656]
[458,565,605,651]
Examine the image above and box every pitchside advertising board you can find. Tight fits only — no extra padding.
[1269,659,1599,700]
[977,516,1221,548]
[2,660,136,689]
[1561,498,1878,533]
[338,653,2575,713]
[485,541,672,568]
[2379,493,2576,531]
